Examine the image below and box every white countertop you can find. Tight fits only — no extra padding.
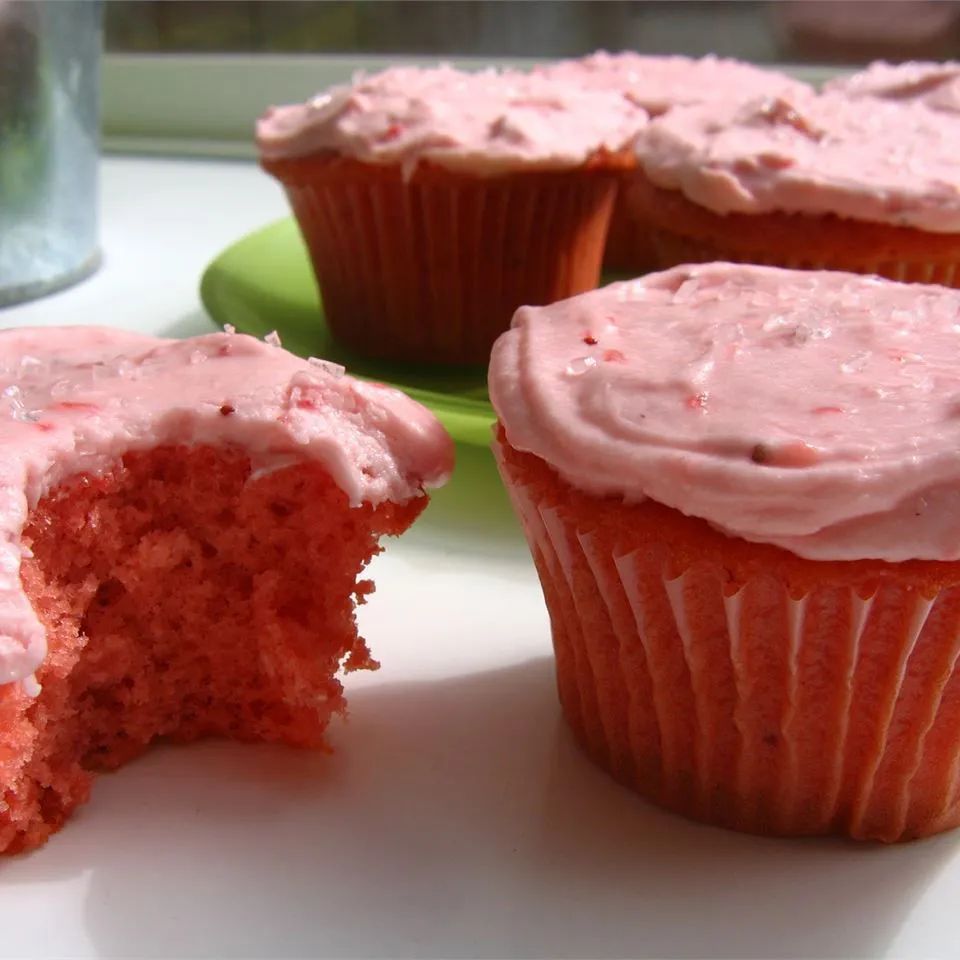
[2,155,959,960]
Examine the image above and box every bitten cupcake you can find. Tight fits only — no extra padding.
[533,53,813,273]
[630,91,960,285]
[0,326,452,852]
[257,65,646,367]
[490,261,960,842]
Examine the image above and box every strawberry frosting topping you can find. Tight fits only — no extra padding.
[825,60,960,114]
[534,51,812,116]
[0,327,453,687]
[634,91,960,232]
[489,263,960,562]
[256,64,647,175]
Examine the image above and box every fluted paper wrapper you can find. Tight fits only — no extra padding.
[647,227,960,287]
[275,161,618,366]
[602,173,657,275]
[495,439,960,842]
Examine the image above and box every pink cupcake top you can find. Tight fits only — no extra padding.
[634,91,960,232]
[489,262,960,563]
[256,64,647,176]
[0,326,453,688]
[825,60,960,113]
[534,51,812,116]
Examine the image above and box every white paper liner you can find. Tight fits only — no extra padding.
[497,447,960,840]
[848,595,934,836]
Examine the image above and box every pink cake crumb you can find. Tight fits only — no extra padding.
[0,444,424,854]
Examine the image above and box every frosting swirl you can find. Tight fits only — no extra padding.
[634,91,960,232]
[534,51,812,116]
[825,60,960,114]
[489,263,960,562]
[256,65,647,174]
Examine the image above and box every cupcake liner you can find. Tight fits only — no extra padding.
[647,227,960,287]
[602,175,658,275]
[602,207,658,276]
[625,174,960,287]
[274,160,619,366]
[603,212,659,277]
[495,437,960,841]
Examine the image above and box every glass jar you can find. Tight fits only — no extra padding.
[0,0,101,306]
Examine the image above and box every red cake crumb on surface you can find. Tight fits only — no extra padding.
[0,445,423,854]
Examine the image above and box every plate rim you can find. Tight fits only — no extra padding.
[199,216,497,447]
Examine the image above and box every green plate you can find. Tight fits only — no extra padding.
[199,218,494,446]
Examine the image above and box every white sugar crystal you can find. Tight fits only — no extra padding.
[308,356,346,378]
[841,351,871,374]
[616,280,646,302]
[0,384,38,422]
[762,313,790,333]
[565,356,598,377]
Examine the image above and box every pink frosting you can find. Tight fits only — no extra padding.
[825,60,960,113]
[0,326,453,688]
[489,262,960,563]
[256,65,647,174]
[634,91,960,232]
[534,52,812,116]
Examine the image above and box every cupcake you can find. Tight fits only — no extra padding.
[257,65,645,367]
[490,262,960,842]
[824,59,960,113]
[0,326,452,852]
[630,91,960,285]
[533,53,813,273]
[776,2,960,63]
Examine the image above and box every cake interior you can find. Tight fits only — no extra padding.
[0,445,422,854]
